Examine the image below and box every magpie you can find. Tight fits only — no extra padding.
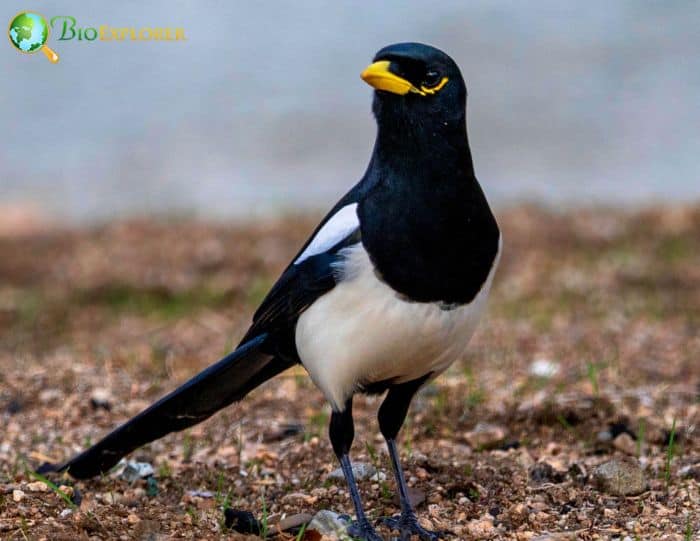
[42,42,501,541]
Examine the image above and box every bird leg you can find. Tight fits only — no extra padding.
[378,379,442,541]
[329,399,383,541]
[381,438,441,540]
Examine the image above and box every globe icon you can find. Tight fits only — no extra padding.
[8,11,59,62]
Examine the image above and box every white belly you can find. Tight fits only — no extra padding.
[295,240,501,410]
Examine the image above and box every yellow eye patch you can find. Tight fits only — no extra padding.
[417,77,449,95]
[361,61,449,97]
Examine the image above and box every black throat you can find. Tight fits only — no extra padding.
[358,99,500,305]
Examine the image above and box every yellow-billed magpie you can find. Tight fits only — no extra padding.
[42,43,501,541]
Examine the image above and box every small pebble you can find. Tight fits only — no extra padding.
[90,388,113,411]
[463,422,507,449]
[529,359,560,378]
[613,433,637,455]
[597,429,613,443]
[280,491,318,505]
[185,490,214,498]
[26,481,49,492]
[567,463,587,484]
[12,489,25,502]
[529,461,565,484]
[466,517,495,537]
[307,509,351,539]
[58,485,74,497]
[679,464,700,481]
[428,503,440,517]
[509,502,527,519]
[39,389,62,404]
[326,462,383,482]
[117,461,155,483]
[415,467,428,479]
[100,492,121,504]
[592,458,647,496]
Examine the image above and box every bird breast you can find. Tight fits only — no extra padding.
[295,238,501,410]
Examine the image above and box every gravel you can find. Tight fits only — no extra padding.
[0,206,698,539]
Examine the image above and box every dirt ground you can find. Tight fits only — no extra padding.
[0,205,698,540]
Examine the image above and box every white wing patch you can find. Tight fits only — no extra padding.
[295,203,359,264]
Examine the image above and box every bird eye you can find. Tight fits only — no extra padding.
[422,70,442,88]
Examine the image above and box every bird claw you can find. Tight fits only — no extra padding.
[347,519,384,541]
[381,513,443,541]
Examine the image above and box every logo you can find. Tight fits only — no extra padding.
[8,13,187,63]
[8,11,59,63]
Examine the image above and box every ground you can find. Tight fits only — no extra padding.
[0,205,698,540]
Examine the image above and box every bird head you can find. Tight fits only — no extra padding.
[361,42,467,130]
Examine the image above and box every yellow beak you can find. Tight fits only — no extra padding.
[360,60,414,95]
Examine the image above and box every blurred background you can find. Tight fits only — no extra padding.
[3,1,699,224]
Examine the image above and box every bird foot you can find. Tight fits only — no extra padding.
[381,513,443,541]
[347,519,384,541]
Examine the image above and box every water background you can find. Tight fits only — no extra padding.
[2,1,699,222]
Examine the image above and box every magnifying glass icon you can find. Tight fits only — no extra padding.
[8,12,59,63]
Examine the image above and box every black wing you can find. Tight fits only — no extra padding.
[42,187,365,479]
[240,190,363,355]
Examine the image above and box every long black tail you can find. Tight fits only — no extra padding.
[42,333,291,479]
